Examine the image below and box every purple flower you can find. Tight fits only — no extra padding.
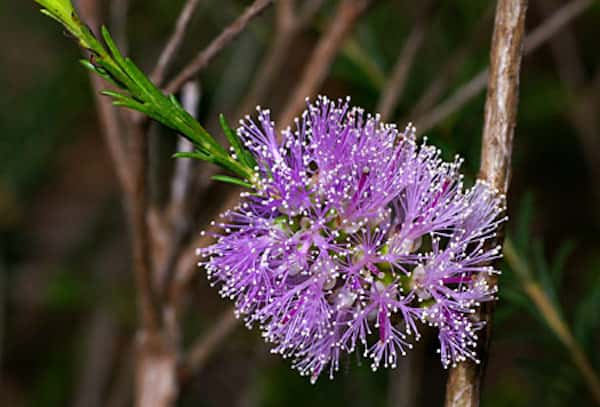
[200,96,506,382]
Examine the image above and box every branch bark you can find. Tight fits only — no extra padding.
[165,0,274,94]
[445,1,528,406]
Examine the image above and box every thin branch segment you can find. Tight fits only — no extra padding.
[445,0,528,406]
[478,0,528,193]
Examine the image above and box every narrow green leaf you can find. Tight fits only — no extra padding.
[100,89,130,100]
[172,151,208,160]
[79,59,96,72]
[211,174,252,188]
[101,26,125,65]
[219,113,256,168]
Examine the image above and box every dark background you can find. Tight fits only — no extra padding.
[1,0,599,406]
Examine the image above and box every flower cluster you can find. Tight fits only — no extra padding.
[199,96,506,383]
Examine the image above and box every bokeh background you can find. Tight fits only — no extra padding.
[2,0,599,406]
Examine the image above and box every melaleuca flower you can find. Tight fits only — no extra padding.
[199,96,506,383]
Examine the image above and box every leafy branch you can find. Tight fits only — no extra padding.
[34,0,256,184]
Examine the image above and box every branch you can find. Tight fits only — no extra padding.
[90,75,133,191]
[445,0,528,405]
[376,0,434,121]
[164,0,274,94]
[151,0,202,86]
[277,0,372,128]
[125,122,163,332]
[415,0,592,135]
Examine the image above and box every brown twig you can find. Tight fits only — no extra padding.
[415,0,592,135]
[90,76,132,192]
[151,0,202,86]
[236,0,325,118]
[376,0,435,121]
[124,121,162,333]
[445,1,528,406]
[277,0,372,128]
[165,0,274,94]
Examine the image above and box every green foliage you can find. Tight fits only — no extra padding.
[219,114,257,170]
[211,174,253,188]
[35,0,255,184]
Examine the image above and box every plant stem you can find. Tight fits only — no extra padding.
[445,0,528,405]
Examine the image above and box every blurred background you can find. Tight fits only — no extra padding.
[1,0,599,406]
